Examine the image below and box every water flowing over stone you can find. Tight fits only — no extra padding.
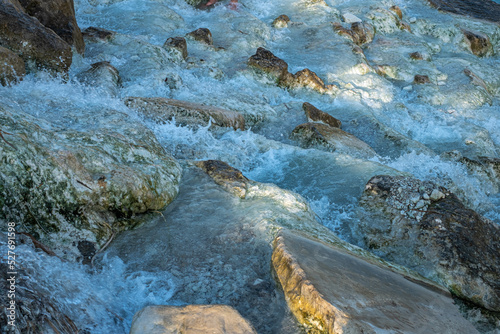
[0,46,25,86]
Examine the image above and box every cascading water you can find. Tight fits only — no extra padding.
[1,0,499,332]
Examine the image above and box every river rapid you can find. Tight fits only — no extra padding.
[1,0,499,332]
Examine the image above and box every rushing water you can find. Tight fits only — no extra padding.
[1,0,500,332]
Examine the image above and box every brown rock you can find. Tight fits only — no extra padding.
[82,26,116,42]
[0,46,25,86]
[18,0,84,54]
[290,122,377,158]
[462,29,493,57]
[289,68,328,93]
[195,160,249,198]
[414,74,430,84]
[272,14,290,28]
[389,5,403,19]
[272,230,479,334]
[130,305,257,334]
[332,22,359,45]
[163,36,188,59]
[350,21,375,45]
[0,1,72,73]
[409,51,424,60]
[248,47,290,84]
[302,102,341,128]
[187,28,213,45]
[399,21,412,32]
[124,97,245,130]
[355,175,500,311]
[464,68,490,93]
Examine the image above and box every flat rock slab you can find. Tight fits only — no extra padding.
[272,230,478,334]
[130,305,257,334]
[124,97,245,130]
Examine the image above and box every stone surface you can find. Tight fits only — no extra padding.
[82,26,116,42]
[290,122,377,159]
[18,0,85,54]
[0,104,182,261]
[76,61,121,96]
[427,0,500,24]
[248,47,291,84]
[0,1,72,73]
[462,29,493,57]
[130,305,257,334]
[163,36,188,59]
[0,45,25,86]
[124,97,245,130]
[342,12,362,23]
[288,68,331,94]
[302,102,342,128]
[195,160,249,198]
[414,74,431,84]
[350,21,375,45]
[354,175,500,311]
[272,14,290,28]
[273,230,479,334]
[186,28,213,45]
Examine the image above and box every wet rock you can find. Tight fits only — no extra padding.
[389,5,403,20]
[0,1,72,73]
[124,97,245,130]
[18,0,85,54]
[464,68,490,94]
[409,51,425,60]
[290,122,377,159]
[76,61,121,96]
[332,22,359,45]
[248,47,291,84]
[272,14,290,28]
[288,68,331,93]
[82,26,116,42]
[195,160,249,198]
[272,230,479,334]
[350,21,375,45]
[187,28,213,45]
[0,46,25,86]
[462,29,493,57]
[302,102,342,128]
[163,36,188,59]
[0,104,182,261]
[354,175,500,311]
[130,305,257,334]
[427,0,500,24]
[342,12,362,23]
[414,74,431,84]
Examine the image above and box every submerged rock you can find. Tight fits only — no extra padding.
[427,0,500,24]
[195,160,249,198]
[0,104,182,261]
[354,175,500,312]
[290,122,377,159]
[0,1,72,73]
[461,29,493,57]
[0,46,25,86]
[82,26,116,42]
[124,97,245,130]
[18,0,85,54]
[272,230,479,334]
[76,61,121,96]
[187,28,213,45]
[272,14,290,28]
[414,74,431,84]
[163,36,188,59]
[130,305,257,334]
[302,102,342,128]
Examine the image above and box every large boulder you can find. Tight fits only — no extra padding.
[354,175,500,311]
[0,104,182,261]
[130,305,257,334]
[0,45,25,86]
[273,230,479,334]
[18,0,85,54]
[0,1,72,73]
[124,97,245,130]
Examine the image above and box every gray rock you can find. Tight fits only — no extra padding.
[0,46,25,86]
[76,61,121,97]
[354,175,500,311]
[163,36,188,59]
